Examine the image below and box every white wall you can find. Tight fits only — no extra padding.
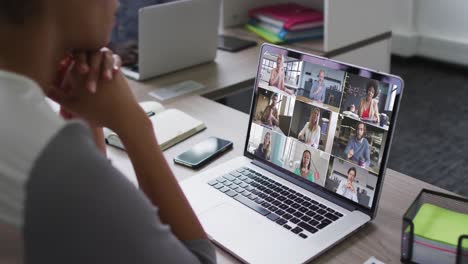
[392,0,416,34]
[417,1,468,42]
[392,0,468,65]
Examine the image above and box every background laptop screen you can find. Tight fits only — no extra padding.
[246,45,403,210]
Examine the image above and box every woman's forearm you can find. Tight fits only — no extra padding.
[116,111,207,241]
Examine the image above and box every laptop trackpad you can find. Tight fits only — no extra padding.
[200,203,293,263]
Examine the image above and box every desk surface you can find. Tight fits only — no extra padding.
[108,94,452,264]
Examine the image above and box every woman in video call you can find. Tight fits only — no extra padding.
[336,167,359,203]
[0,0,215,263]
[269,55,292,94]
[255,132,271,160]
[358,80,380,123]
[298,108,321,149]
[261,93,280,127]
[294,150,317,183]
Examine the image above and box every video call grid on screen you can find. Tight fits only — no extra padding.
[247,48,401,209]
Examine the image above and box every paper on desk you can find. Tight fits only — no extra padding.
[411,203,468,247]
[149,80,205,101]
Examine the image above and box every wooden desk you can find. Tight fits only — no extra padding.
[108,94,453,264]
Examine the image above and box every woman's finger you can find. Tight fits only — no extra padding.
[56,55,74,91]
[86,51,103,93]
[112,54,122,72]
[76,52,89,74]
[100,48,114,81]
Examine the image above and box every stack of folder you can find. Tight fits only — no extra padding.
[246,3,324,44]
[407,203,468,263]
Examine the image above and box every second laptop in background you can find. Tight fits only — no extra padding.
[123,0,220,81]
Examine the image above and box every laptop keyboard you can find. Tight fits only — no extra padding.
[208,167,344,239]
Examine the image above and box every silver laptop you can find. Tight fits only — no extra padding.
[181,44,404,263]
[122,0,219,81]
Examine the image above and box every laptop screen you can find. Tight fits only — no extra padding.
[245,45,403,211]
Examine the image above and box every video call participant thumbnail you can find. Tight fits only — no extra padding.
[290,100,335,152]
[298,107,321,149]
[261,93,279,127]
[358,80,380,123]
[281,138,330,186]
[340,74,396,130]
[325,158,378,207]
[268,55,285,91]
[248,125,288,167]
[309,69,326,103]
[294,150,319,183]
[296,62,345,112]
[336,167,358,203]
[343,122,370,168]
[254,132,271,161]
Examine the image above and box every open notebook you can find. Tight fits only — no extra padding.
[104,101,206,151]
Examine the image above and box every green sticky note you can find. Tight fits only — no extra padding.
[411,203,468,247]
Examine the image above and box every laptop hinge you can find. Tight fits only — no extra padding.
[252,159,358,212]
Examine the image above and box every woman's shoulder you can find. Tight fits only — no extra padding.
[336,180,344,189]
[0,72,66,170]
[338,179,347,186]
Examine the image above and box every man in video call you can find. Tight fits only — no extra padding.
[261,93,280,127]
[309,69,326,103]
[344,122,371,167]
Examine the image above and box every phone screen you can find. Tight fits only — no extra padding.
[175,137,233,167]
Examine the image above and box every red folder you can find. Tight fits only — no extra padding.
[249,3,324,31]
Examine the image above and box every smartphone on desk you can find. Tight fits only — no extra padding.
[174,137,233,169]
[218,35,257,52]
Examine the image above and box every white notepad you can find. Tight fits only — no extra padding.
[104,101,206,151]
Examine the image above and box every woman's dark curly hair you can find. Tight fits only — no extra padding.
[0,1,37,24]
[366,80,380,98]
